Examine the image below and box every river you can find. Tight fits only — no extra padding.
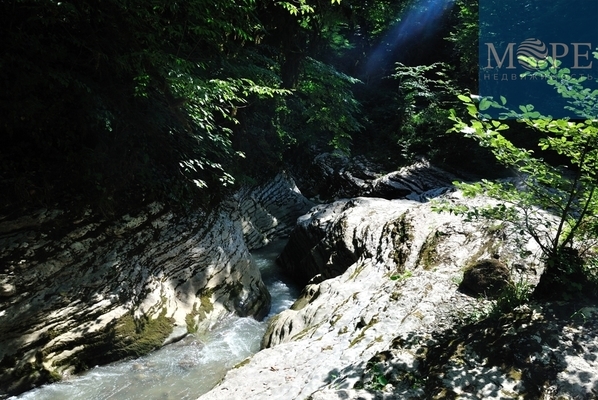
[13,240,298,400]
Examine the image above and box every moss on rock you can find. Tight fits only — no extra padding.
[459,258,511,298]
[386,214,414,269]
[186,303,200,333]
[417,230,444,270]
[112,309,175,358]
[49,307,176,376]
[233,358,251,369]
[200,288,215,314]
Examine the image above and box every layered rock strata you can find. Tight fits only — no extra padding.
[295,152,467,201]
[0,172,312,396]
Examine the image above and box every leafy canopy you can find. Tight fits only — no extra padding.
[0,0,365,211]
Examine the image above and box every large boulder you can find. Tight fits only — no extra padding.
[0,173,313,397]
[276,198,415,286]
[200,191,591,400]
[275,158,466,286]
[459,257,512,298]
[292,152,380,200]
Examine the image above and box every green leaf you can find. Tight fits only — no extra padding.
[466,104,478,116]
[458,94,473,103]
[479,98,492,111]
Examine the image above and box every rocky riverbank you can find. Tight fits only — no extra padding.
[2,155,597,399]
[200,157,598,400]
[0,172,313,397]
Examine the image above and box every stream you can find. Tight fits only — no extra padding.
[13,240,298,400]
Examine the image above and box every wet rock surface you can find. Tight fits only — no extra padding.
[0,173,312,397]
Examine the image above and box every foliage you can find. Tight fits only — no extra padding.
[3,0,402,213]
[355,362,389,391]
[0,0,280,211]
[274,57,363,154]
[0,0,481,214]
[354,60,492,170]
[390,270,413,281]
[491,279,533,316]
[366,364,389,391]
[276,0,315,16]
[443,58,598,300]
[391,62,460,160]
[456,278,532,323]
[446,0,478,88]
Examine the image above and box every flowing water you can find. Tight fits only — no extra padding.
[13,240,298,400]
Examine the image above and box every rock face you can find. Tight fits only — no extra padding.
[295,153,380,200]
[200,191,598,400]
[275,198,390,286]
[0,172,313,397]
[276,156,464,286]
[293,152,466,201]
[235,173,314,249]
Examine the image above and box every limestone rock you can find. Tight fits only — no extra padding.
[199,166,597,400]
[360,302,598,400]
[293,152,465,202]
[0,283,15,297]
[276,197,415,286]
[294,153,379,200]
[200,192,545,400]
[236,172,315,249]
[369,159,461,201]
[0,173,311,397]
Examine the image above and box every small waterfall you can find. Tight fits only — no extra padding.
[13,240,298,400]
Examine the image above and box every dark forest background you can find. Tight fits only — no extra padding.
[0,0,483,215]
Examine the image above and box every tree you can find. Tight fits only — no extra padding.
[1,0,471,213]
[444,57,598,300]
[0,0,279,209]
[446,0,478,88]
[1,0,382,212]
